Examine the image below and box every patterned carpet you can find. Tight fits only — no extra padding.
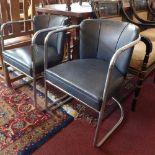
[0,71,136,154]
[0,81,73,155]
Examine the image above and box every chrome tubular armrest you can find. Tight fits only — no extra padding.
[0,19,33,52]
[101,35,141,108]
[44,25,80,71]
[0,19,33,32]
[31,25,66,67]
[31,26,65,45]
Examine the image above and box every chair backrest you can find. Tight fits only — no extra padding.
[33,15,68,57]
[79,19,139,75]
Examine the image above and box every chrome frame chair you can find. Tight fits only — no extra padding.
[43,19,144,147]
[1,15,68,108]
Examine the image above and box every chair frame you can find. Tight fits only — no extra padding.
[0,0,35,79]
[43,25,142,147]
[1,19,65,107]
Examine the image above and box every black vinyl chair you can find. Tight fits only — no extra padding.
[1,15,68,107]
[43,19,144,147]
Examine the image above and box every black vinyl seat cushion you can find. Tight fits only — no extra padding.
[46,59,124,111]
[3,45,61,76]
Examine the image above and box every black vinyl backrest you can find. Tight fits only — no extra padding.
[33,15,68,56]
[80,19,139,75]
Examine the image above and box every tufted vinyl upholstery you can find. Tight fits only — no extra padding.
[45,19,139,111]
[3,15,68,76]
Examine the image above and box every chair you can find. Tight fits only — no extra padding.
[121,0,155,111]
[1,15,68,107]
[0,0,34,78]
[43,19,149,147]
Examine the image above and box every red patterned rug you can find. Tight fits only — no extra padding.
[0,81,73,155]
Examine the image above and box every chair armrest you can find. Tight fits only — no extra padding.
[0,19,33,47]
[31,25,65,45]
[130,35,153,77]
[0,19,33,32]
[44,25,80,70]
[31,25,67,64]
[101,35,141,107]
[140,35,153,72]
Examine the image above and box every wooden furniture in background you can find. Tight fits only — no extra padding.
[36,2,93,58]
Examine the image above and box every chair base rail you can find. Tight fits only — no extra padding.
[94,97,124,147]
[43,94,72,112]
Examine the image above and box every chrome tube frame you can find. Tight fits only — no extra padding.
[0,19,33,85]
[94,35,141,147]
[32,25,65,107]
[43,24,141,147]
[0,19,33,32]
[44,25,80,109]
[1,19,66,108]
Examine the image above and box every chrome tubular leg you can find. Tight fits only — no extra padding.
[50,96,72,111]
[94,97,124,147]
[93,110,104,147]
[48,94,69,108]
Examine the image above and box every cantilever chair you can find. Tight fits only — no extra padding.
[43,19,147,147]
[1,15,68,107]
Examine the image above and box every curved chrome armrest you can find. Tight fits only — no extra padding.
[0,19,33,32]
[31,25,67,69]
[44,25,80,70]
[101,35,141,108]
[31,26,65,45]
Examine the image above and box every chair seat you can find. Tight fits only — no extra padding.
[3,45,60,76]
[46,59,124,111]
